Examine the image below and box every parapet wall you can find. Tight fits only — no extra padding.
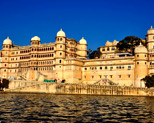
[6,81,154,96]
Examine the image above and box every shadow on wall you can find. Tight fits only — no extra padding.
[0,78,9,91]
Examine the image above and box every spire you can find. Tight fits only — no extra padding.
[139,42,142,45]
[82,37,84,39]
[60,28,62,31]
[7,36,9,39]
[151,25,153,29]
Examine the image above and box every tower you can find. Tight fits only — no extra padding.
[146,26,154,50]
[29,36,41,80]
[78,37,87,59]
[134,43,148,87]
[1,37,12,78]
[55,29,66,80]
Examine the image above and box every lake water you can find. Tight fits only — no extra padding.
[0,93,154,123]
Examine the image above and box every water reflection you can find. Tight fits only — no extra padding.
[0,94,154,122]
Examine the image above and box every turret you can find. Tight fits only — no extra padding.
[146,26,154,50]
[1,37,13,78]
[55,29,66,80]
[31,36,40,46]
[2,37,12,49]
[134,43,148,87]
[78,37,87,59]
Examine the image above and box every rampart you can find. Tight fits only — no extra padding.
[5,80,154,96]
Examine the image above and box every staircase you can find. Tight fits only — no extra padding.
[94,79,117,85]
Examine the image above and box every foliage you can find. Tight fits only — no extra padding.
[0,78,9,90]
[116,36,146,55]
[88,49,101,59]
[141,75,154,88]
[87,49,92,59]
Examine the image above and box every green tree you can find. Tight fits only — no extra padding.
[87,49,92,59]
[141,75,154,88]
[88,49,101,59]
[116,36,146,55]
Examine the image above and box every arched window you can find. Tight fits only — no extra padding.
[59,60,61,63]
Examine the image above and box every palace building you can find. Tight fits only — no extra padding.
[0,27,154,87]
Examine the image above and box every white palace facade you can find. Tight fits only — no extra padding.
[1,27,154,87]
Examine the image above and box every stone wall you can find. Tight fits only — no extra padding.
[6,81,154,96]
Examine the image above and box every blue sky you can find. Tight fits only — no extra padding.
[0,0,154,50]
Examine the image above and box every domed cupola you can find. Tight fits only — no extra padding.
[105,40,112,46]
[31,36,40,41]
[147,26,154,35]
[79,37,87,45]
[31,36,41,46]
[3,37,12,45]
[57,29,66,37]
[135,42,148,54]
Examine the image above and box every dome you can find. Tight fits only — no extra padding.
[135,42,148,54]
[31,36,40,41]
[105,40,112,46]
[147,26,154,35]
[57,29,66,37]
[79,37,87,44]
[112,40,118,45]
[3,37,12,45]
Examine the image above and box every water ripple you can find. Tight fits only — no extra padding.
[0,94,154,122]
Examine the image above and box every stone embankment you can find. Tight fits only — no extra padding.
[5,80,154,96]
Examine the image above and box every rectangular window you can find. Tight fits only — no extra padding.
[102,49,105,51]
[128,75,130,78]
[128,66,131,69]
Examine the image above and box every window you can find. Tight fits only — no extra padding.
[112,47,115,50]
[137,62,139,64]
[105,66,107,69]
[119,75,121,78]
[107,47,109,51]
[59,60,61,63]
[128,66,131,69]
[92,76,94,79]
[85,68,87,70]
[60,45,62,48]
[60,38,62,41]
[100,67,102,70]
[145,62,146,65]
[110,67,113,70]
[137,55,139,57]
[110,75,113,78]
[102,49,105,51]
[99,75,102,78]
[84,76,86,79]
[128,75,130,78]
[60,53,62,55]
[145,55,146,57]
